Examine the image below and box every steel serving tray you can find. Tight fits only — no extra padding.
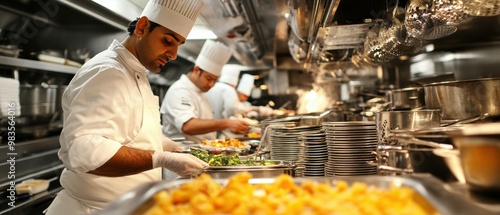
[96,174,495,215]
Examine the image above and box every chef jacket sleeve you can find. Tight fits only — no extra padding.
[163,88,199,131]
[59,66,138,173]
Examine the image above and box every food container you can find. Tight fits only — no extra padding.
[446,123,500,192]
[96,175,493,215]
[199,139,251,155]
[203,160,296,179]
[15,179,50,195]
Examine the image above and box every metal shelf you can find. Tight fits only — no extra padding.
[0,55,79,74]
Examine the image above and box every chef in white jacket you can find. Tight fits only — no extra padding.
[205,64,242,119]
[161,41,250,143]
[236,74,273,117]
[45,1,208,214]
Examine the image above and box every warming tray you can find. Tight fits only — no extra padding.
[96,174,495,215]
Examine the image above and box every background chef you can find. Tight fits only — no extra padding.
[236,74,274,117]
[160,40,250,143]
[206,64,243,119]
[45,0,208,214]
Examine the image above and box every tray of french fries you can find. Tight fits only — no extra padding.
[97,173,494,215]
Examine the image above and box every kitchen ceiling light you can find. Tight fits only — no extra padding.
[187,25,218,40]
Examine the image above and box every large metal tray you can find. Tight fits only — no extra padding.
[96,174,495,215]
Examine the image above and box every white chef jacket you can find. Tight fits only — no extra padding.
[160,74,216,143]
[47,40,162,213]
[205,82,238,119]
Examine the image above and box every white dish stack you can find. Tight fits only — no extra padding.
[323,121,378,176]
[0,77,20,117]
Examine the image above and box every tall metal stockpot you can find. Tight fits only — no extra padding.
[19,84,58,117]
[424,78,500,120]
[376,110,441,146]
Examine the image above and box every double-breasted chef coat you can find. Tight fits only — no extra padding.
[160,74,216,143]
[45,40,163,214]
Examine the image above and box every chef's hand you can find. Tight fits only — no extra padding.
[162,136,183,152]
[152,151,208,177]
[227,119,250,134]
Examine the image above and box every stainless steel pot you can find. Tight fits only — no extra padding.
[376,110,441,146]
[203,160,296,179]
[446,123,500,192]
[386,87,425,110]
[19,84,58,117]
[424,78,500,120]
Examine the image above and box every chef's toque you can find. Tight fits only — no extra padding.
[219,64,242,86]
[140,0,204,38]
[195,40,232,76]
[237,74,255,96]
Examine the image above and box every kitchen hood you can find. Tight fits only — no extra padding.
[200,0,500,71]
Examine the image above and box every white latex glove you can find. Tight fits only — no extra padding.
[152,151,208,177]
[162,136,183,152]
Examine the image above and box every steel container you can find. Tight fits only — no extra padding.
[376,110,441,146]
[19,84,58,117]
[424,78,500,120]
[386,87,425,110]
[446,123,500,192]
[97,175,493,215]
[203,160,296,179]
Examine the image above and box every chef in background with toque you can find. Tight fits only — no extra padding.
[206,64,243,120]
[45,0,208,214]
[160,40,250,144]
[236,74,274,117]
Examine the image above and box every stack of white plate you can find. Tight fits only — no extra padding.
[270,125,321,177]
[301,131,327,177]
[322,121,378,176]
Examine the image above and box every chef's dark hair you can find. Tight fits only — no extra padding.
[127,18,161,36]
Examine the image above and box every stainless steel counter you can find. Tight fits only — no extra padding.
[444,182,500,214]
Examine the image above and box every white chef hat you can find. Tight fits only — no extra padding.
[195,40,232,76]
[140,0,204,38]
[219,64,242,86]
[237,74,255,96]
